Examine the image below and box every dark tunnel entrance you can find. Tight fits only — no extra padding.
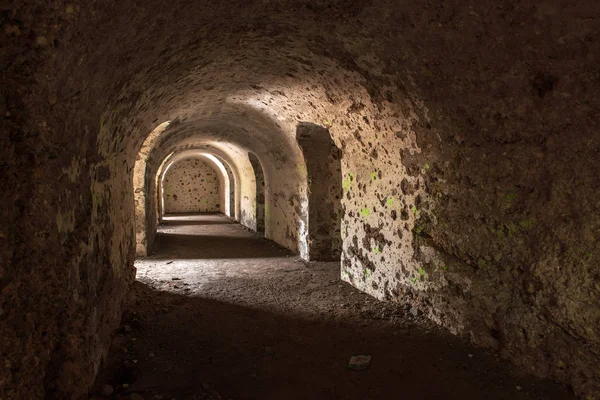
[297,122,343,261]
[248,152,266,236]
[213,154,236,218]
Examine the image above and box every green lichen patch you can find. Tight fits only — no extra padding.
[342,172,355,192]
[342,178,351,191]
[503,191,517,208]
[519,219,535,230]
[411,205,421,218]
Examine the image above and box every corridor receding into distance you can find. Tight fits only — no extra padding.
[2,1,599,399]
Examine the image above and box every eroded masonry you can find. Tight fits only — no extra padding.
[1,1,599,399]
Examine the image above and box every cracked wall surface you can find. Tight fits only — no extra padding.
[1,0,599,398]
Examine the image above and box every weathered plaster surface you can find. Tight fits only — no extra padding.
[163,159,221,214]
[2,1,599,398]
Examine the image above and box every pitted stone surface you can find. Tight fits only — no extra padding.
[163,159,221,214]
[1,0,599,398]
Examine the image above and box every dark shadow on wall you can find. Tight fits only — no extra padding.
[296,122,343,261]
[248,153,266,236]
[213,154,236,218]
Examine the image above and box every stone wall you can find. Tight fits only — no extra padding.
[163,159,221,214]
[2,0,598,398]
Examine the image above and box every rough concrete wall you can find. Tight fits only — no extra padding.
[163,159,221,214]
[297,123,343,261]
[0,148,134,399]
[331,5,600,398]
[3,1,599,398]
[0,3,136,398]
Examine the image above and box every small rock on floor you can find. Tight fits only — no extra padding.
[348,354,372,370]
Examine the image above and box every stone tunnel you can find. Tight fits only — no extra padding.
[1,1,599,399]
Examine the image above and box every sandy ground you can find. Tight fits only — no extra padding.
[93,214,576,400]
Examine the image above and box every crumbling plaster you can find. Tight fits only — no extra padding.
[2,1,599,398]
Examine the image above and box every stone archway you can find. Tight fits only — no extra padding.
[296,122,343,261]
[248,152,266,236]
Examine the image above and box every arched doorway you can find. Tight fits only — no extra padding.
[248,152,266,236]
[296,122,343,261]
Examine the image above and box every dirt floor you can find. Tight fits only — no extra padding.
[93,214,576,400]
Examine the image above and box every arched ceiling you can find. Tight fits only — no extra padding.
[3,1,599,398]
